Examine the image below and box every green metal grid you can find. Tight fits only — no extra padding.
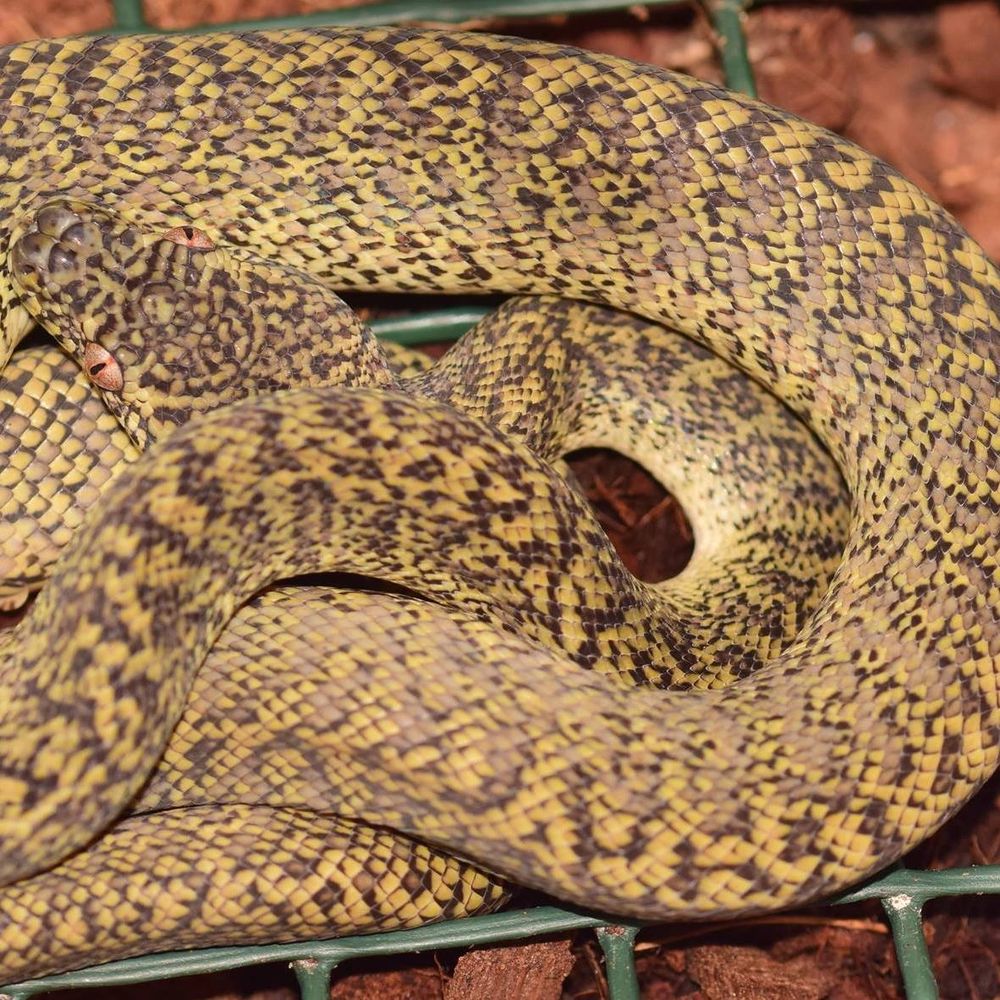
[3,2,998,997]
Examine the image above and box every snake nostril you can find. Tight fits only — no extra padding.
[11,233,51,278]
[47,244,77,273]
[60,222,88,246]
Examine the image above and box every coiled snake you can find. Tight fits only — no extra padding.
[0,24,997,981]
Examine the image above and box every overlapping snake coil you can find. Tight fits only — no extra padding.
[0,25,996,983]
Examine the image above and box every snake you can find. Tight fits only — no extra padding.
[0,22,996,983]
[0,195,850,977]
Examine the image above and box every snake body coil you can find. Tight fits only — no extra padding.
[0,24,998,979]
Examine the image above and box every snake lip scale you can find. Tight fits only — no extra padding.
[0,22,996,979]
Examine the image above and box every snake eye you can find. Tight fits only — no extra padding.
[82,341,124,392]
[161,225,215,250]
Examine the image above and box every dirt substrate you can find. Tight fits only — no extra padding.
[1,2,998,998]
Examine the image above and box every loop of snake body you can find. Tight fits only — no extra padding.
[0,196,847,976]
[0,24,997,981]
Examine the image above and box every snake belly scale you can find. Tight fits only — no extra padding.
[0,22,996,975]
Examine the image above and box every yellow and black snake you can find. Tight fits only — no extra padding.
[0,24,998,981]
[0,211,847,974]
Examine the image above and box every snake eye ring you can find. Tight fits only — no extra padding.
[82,341,124,392]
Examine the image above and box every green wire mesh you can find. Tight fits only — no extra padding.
[4,2,998,998]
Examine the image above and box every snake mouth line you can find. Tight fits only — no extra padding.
[0,579,41,612]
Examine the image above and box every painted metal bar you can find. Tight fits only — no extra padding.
[882,895,939,1000]
[292,958,339,1000]
[705,0,756,95]
[109,0,692,34]
[0,907,610,997]
[596,924,642,1000]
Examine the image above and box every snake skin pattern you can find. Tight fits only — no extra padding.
[0,318,432,610]
[8,201,848,675]
[0,23,997,980]
[0,797,509,980]
[0,198,849,977]
[0,347,139,610]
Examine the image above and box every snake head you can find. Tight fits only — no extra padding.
[7,199,205,451]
